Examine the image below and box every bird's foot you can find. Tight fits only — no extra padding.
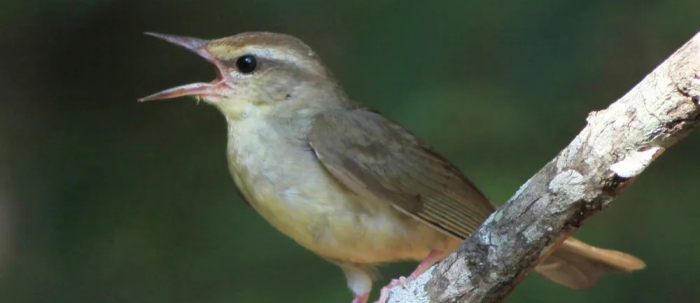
[374,276,411,303]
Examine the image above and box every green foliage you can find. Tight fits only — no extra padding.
[1,1,699,302]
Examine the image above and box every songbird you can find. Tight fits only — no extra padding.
[140,32,645,303]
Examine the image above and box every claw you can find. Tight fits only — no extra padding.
[372,250,447,303]
[374,276,410,303]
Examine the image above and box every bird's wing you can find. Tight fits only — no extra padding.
[307,109,495,239]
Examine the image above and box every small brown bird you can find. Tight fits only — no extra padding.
[140,32,645,303]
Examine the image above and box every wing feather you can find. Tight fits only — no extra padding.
[308,109,495,239]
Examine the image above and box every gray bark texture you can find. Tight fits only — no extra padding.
[386,32,700,303]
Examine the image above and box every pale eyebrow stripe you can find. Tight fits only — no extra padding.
[240,46,322,73]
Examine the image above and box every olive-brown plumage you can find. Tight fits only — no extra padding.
[141,32,645,303]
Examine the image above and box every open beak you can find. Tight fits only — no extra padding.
[139,32,232,102]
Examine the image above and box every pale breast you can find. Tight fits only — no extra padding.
[225,119,457,264]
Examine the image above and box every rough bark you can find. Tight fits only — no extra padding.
[386,32,700,303]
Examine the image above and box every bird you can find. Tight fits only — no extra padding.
[139,32,645,303]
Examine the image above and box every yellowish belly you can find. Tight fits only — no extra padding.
[225,116,459,264]
[229,149,457,264]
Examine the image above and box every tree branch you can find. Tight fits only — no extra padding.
[387,32,700,303]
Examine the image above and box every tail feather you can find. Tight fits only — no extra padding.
[535,237,645,289]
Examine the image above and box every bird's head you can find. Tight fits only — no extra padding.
[140,32,348,119]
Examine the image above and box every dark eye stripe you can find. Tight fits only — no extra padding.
[220,56,312,79]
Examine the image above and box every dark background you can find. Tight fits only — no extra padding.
[2,1,700,302]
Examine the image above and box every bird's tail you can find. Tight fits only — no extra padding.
[534,237,645,289]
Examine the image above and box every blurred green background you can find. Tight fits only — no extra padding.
[2,1,700,302]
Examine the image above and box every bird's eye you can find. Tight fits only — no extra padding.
[235,54,257,74]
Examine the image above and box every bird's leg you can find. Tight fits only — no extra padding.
[351,292,370,303]
[375,250,445,303]
[340,264,373,303]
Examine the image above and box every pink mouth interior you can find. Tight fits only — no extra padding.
[139,48,231,102]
